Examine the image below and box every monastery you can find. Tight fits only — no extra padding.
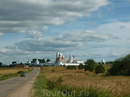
[55,52,84,66]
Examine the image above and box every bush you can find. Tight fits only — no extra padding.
[56,76,63,84]
[107,54,130,76]
[78,63,84,69]
[84,59,96,72]
[66,65,76,69]
[52,69,55,72]
[17,71,24,74]
[95,64,105,74]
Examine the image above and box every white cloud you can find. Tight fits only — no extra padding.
[0,0,109,33]
[26,30,43,38]
[0,33,4,36]
[56,30,118,42]
[97,21,130,45]
[14,30,118,53]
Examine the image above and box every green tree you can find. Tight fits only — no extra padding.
[95,64,105,74]
[46,59,51,62]
[31,58,36,63]
[0,62,2,66]
[42,58,45,63]
[107,54,130,76]
[78,63,84,69]
[12,61,17,64]
[38,59,42,63]
[84,59,96,72]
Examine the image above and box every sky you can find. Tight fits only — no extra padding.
[0,0,130,64]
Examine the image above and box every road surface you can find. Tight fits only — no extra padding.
[0,67,40,97]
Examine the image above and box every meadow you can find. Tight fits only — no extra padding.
[31,65,130,97]
[42,66,130,97]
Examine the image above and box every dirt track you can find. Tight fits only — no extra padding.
[0,67,40,97]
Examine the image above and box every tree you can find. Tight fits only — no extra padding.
[84,59,96,72]
[107,54,130,76]
[12,61,17,64]
[46,59,51,62]
[0,62,2,66]
[95,64,105,74]
[31,58,36,63]
[38,59,42,63]
[78,63,84,69]
[42,58,45,63]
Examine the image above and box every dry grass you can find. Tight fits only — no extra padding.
[43,66,130,96]
[0,68,29,77]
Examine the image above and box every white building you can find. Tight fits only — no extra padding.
[30,52,84,66]
[27,59,31,65]
[35,59,39,65]
[101,59,106,64]
[55,52,84,66]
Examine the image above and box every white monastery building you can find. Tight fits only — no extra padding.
[29,52,84,66]
[55,52,84,66]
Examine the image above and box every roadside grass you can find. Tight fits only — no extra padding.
[0,67,33,81]
[31,68,67,97]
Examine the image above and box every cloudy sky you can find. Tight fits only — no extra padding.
[0,0,130,64]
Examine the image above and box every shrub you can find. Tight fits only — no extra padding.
[52,69,55,72]
[56,76,63,84]
[84,59,96,72]
[78,63,84,69]
[51,65,55,66]
[46,76,63,89]
[107,54,130,76]
[95,64,105,74]
[66,65,76,69]
[46,80,55,89]
[17,71,24,74]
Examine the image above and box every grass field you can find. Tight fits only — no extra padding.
[31,66,130,97]
[0,67,33,81]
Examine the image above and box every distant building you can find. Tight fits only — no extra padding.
[35,59,40,65]
[29,52,84,66]
[55,52,66,63]
[27,59,31,65]
[55,52,84,66]
[101,59,106,64]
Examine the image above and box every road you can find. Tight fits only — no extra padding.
[0,67,40,97]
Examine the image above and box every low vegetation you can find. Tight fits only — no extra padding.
[78,63,84,69]
[31,54,130,97]
[31,65,130,97]
[107,54,130,76]
[95,64,105,74]
[0,67,33,81]
[66,65,76,69]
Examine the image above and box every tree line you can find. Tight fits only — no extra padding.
[67,53,130,76]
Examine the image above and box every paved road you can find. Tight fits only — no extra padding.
[0,67,40,97]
